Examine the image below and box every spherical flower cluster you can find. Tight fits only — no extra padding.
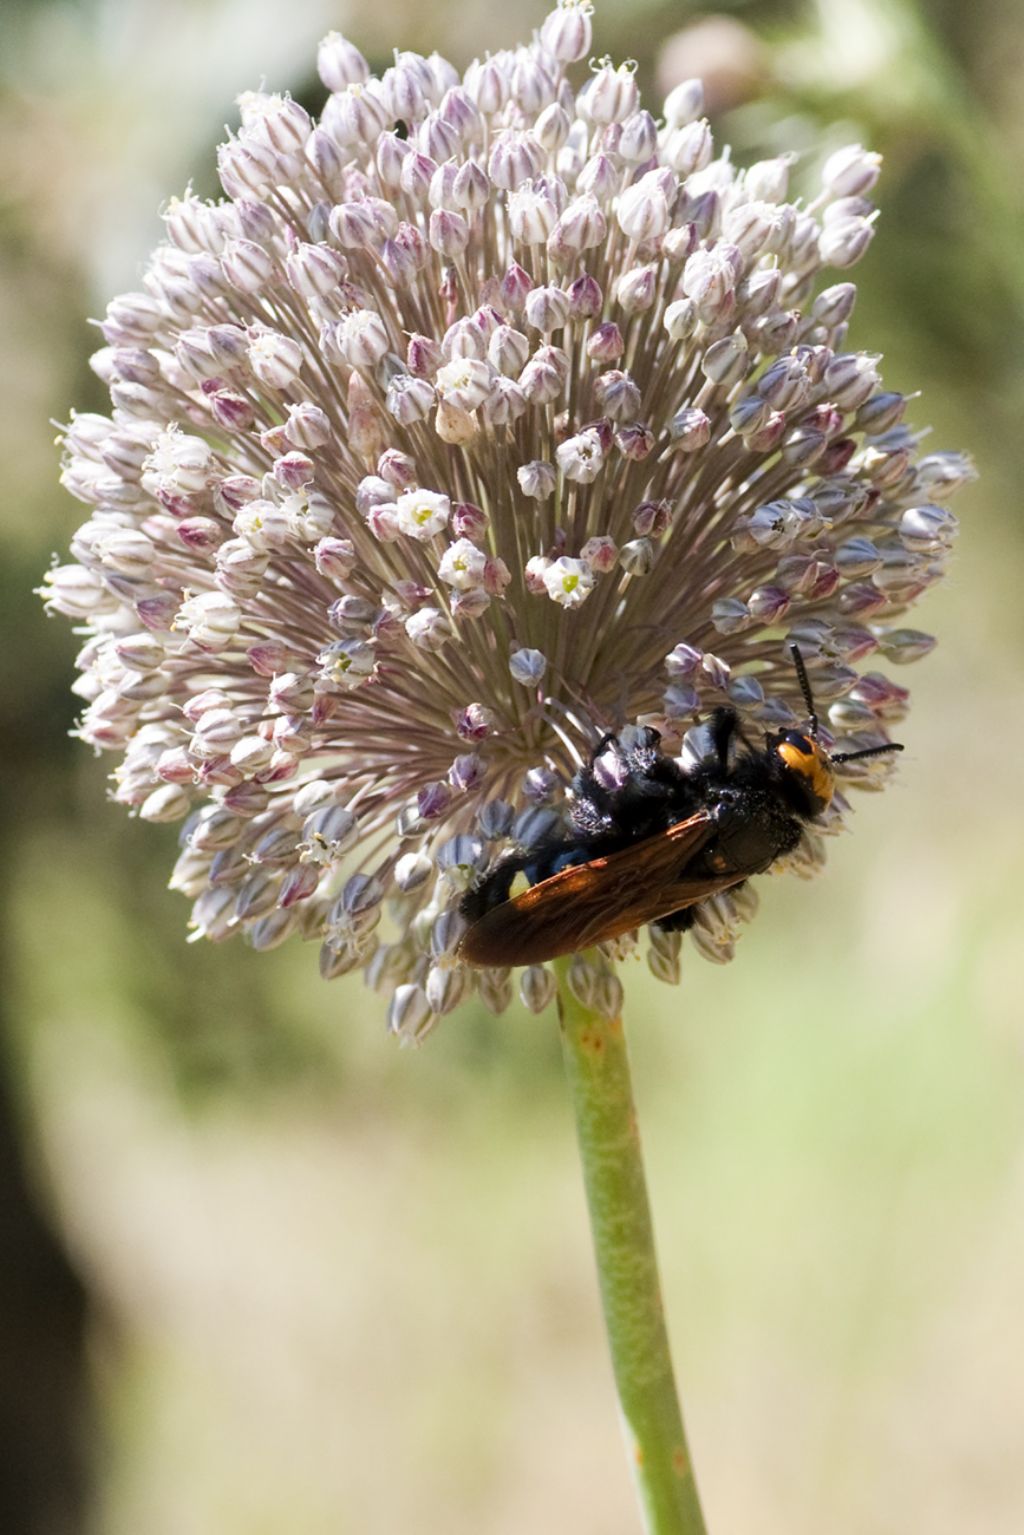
[42,1,971,1039]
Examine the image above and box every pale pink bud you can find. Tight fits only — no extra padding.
[581,535,618,572]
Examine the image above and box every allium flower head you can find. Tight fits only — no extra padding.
[42,1,972,1038]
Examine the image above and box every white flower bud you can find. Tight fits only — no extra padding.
[438,538,488,591]
[543,555,594,607]
[435,356,494,411]
[405,607,453,651]
[663,77,704,128]
[556,428,605,484]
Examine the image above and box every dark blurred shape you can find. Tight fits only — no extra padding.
[0,1070,91,1534]
[655,14,768,114]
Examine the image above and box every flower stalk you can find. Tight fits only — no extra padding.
[555,955,706,1535]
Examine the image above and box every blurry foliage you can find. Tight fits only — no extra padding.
[1,1,1023,1532]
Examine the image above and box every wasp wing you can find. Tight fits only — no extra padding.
[460,808,747,967]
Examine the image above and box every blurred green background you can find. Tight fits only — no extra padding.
[2,0,1023,1531]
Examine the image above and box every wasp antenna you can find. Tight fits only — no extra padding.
[832,742,904,764]
[788,643,819,738]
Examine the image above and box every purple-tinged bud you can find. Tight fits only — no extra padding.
[835,536,882,577]
[403,334,440,379]
[663,118,713,176]
[429,209,470,257]
[317,32,370,89]
[710,597,750,635]
[420,117,460,169]
[284,402,331,450]
[519,345,568,404]
[206,390,252,432]
[669,407,711,450]
[855,391,906,435]
[619,109,658,164]
[247,327,303,390]
[508,648,548,687]
[375,130,410,190]
[405,607,453,651]
[272,451,315,492]
[914,450,977,500]
[511,54,557,115]
[617,178,670,242]
[562,274,601,321]
[594,370,641,422]
[702,331,749,388]
[340,309,389,370]
[439,84,483,142]
[453,160,489,212]
[541,0,594,62]
[811,282,858,329]
[313,537,356,580]
[824,352,880,409]
[220,238,276,295]
[440,505,484,550]
[615,423,654,460]
[587,322,624,363]
[177,516,224,553]
[508,185,558,245]
[464,56,510,115]
[525,285,570,334]
[523,766,562,805]
[662,75,704,127]
[820,214,876,270]
[615,264,658,314]
[755,310,801,355]
[682,243,740,323]
[489,131,544,191]
[499,262,532,314]
[285,241,345,299]
[487,324,529,377]
[899,503,959,552]
[875,628,936,664]
[571,156,614,210]
[375,450,415,492]
[822,143,882,199]
[535,101,571,153]
[578,60,638,125]
[453,702,496,745]
[448,752,485,792]
[328,594,377,633]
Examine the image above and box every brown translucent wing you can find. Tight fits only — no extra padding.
[460,809,745,967]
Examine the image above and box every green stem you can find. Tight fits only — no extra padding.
[554,955,707,1535]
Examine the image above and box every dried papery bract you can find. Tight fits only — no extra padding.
[42,0,971,1040]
